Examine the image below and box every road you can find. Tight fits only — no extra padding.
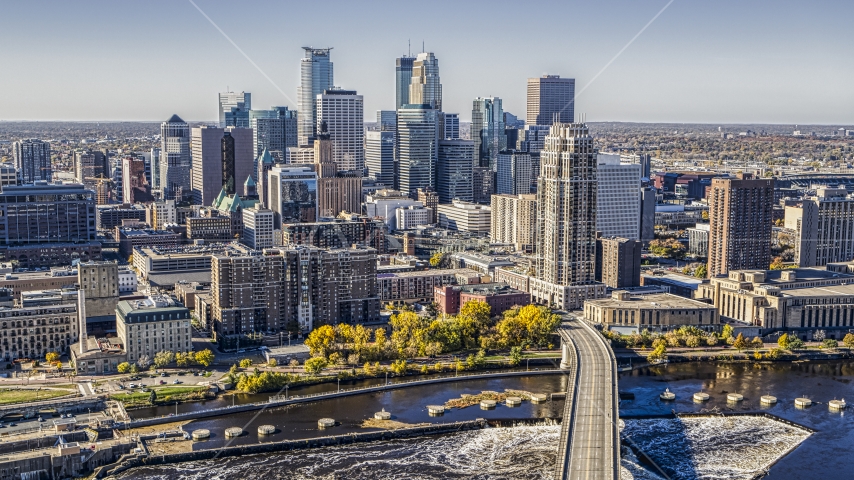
[556,318,620,480]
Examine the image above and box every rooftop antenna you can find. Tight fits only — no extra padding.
[422,40,425,53]
[408,39,410,57]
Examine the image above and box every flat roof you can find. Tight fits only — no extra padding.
[377,268,476,279]
[587,292,715,310]
[779,283,854,298]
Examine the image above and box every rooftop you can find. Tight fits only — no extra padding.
[586,292,715,310]
[377,268,478,279]
[778,283,854,298]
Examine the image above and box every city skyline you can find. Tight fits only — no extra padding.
[1,0,852,124]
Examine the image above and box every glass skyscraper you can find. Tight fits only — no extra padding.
[160,115,191,201]
[250,106,298,162]
[219,91,251,128]
[395,56,415,110]
[471,97,507,169]
[408,52,442,111]
[297,47,333,146]
[365,130,395,187]
[397,104,439,198]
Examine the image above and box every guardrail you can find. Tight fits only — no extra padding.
[554,329,580,480]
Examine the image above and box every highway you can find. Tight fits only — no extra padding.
[555,317,620,480]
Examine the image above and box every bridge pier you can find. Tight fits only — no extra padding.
[560,338,572,369]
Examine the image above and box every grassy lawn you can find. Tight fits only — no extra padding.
[0,388,74,405]
[111,385,208,404]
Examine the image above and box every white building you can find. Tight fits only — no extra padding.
[437,201,491,234]
[160,115,191,201]
[785,187,854,267]
[596,153,641,239]
[365,131,395,186]
[286,146,314,165]
[365,189,422,231]
[117,295,192,362]
[396,205,432,230]
[117,266,138,294]
[242,206,275,249]
[316,89,364,172]
[491,194,537,252]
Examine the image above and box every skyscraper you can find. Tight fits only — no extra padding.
[408,52,442,111]
[365,131,395,186]
[496,151,532,196]
[121,156,154,204]
[268,165,318,226]
[160,115,191,201]
[395,56,415,110]
[150,147,161,193]
[526,75,575,126]
[377,110,397,131]
[707,173,774,277]
[442,113,460,140]
[471,97,506,169]
[397,104,439,197]
[218,91,251,128]
[297,47,333,146]
[13,139,51,184]
[316,89,364,172]
[534,122,605,308]
[596,154,641,239]
[190,126,253,206]
[491,194,537,253]
[249,106,298,162]
[437,140,474,203]
[74,150,108,189]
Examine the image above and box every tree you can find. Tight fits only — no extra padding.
[822,339,839,349]
[390,359,408,375]
[289,359,300,372]
[647,338,667,363]
[305,325,336,358]
[154,350,174,369]
[429,252,445,268]
[648,238,687,259]
[45,352,60,364]
[239,358,252,369]
[701,210,709,221]
[751,337,764,348]
[304,357,327,375]
[694,264,707,279]
[732,333,747,351]
[706,334,719,347]
[195,349,215,368]
[843,333,854,350]
[149,390,156,405]
[130,364,139,374]
[764,348,782,360]
[814,330,826,342]
[117,362,131,374]
[685,335,701,348]
[426,302,440,317]
[136,355,151,369]
[788,337,805,350]
[720,324,734,341]
[777,333,790,350]
[268,358,278,367]
[509,346,523,366]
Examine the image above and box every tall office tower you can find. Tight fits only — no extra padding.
[472,167,494,205]
[639,187,656,244]
[13,139,51,184]
[536,123,599,293]
[365,131,395,186]
[160,115,191,201]
[491,194,537,253]
[74,150,108,188]
[377,110,396,131]
[595,237,642,289]
[190,126,254,206]
[316,89,364,172]
[297,47,333,146]
[242,206,275,249]
[707,173,774,277]
[518,124,550,193]
[397,104,439,197]
[471,97,506,169]
[442,113,460,139]
[408,52,442,111]
[218,91,251,128]
[313,123,361,217]
[437,140,474,203]
[496,151,532,195]
[526,75,575,126]
[785,187,854,267]
[150,147,161,193]
[395,56,415,110]
[250,106,298,162]
[121,156,154,204]
[596,154,641,239]
[256,149,275,208]
[268,165,318,226]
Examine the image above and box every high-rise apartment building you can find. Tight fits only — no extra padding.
[211,248,285,338]
[316,89,364,172]
[397,104,439,197]
[74,150,108,189]
[268,165,318,226]
[491,194,537,253]
[242,206,275,249]
[365,131,395,186]
[472,167,495,205]
[218,91,251,128]
[707,173,774,277]
[533,122,605,308]
[437,140,474,203]
[785,187,854,267]
[517,124,550,193]
[471,97,506,169]
[160,115,191,201]
[250,107,298,162]
[595,237,642,289]
[596,154,641,239]
[298,47,333,145]
[408,52,442,111]
[190,126,254,206]
[150,147,161,192]
[496,151,532,196]
[395,56,415,110]
[526,75,575,126]
[13,139,51,184]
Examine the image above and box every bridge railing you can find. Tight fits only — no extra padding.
[554,328,580,480]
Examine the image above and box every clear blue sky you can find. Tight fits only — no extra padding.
[2,0,852,124]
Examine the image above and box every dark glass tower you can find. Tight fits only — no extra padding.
[222,132,236,194]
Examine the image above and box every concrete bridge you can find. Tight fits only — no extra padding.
[555,317,621,480]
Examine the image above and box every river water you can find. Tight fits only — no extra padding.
[113,361,854,479]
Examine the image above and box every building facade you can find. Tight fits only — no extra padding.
[496,151,532,196]
[160,115,191,201]
[491,194,537,253]
[471,97,506,169]
[437,140,474,203]
[397,105,439,197]
[526,75,575,126]
[584,290,719,333]
[13,139,51,184]
[785,187,854,267]
[595,237,642,289]
[297,47,333,145]
[365,130,395,186]
[0,182,96,246]
[596,154,641,239]
[117,296,193,362]
[218,91,251,128]
[190,126,254,206]
[268,165,318,226]
[436,201,491,234]
[408,52,441,111]
[316,89,364,172]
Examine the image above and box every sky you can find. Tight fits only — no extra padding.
[1,0,853,124]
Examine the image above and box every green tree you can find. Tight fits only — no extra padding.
[720,324,734,341]
[239,358,252,369]
[304,357,327,375]
[154,350,174,369]
[509,346,523,366]
[822,339,839,349]
[130,364,139,374]
[305,325,336,358]
[777,333,790,349]
[194,349,215,367]
[694,264,707,278]
[149,390,157,405]
[732,333,747,351]
[843,333,854,350]
[117,362,131,374]
[789,337,806,349]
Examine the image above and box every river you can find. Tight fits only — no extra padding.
[113,360,854,479]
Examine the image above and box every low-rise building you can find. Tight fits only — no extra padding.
[0,267,79,299]
[132,244,233,286]
[584,290,720,333]
[687,223,710,257]
[377,268,480,305]
[0,302,78,361]
[396,205,432,230]
[117,227,181,257]
[116,295,193,363]
[640,272,707,299]
[186,209,233,243]
[96,204,148,230]
[242,206,275,249]
[117,266,137,293]
[436,201,491,234]
[434,283,530,316]
[277,217,387,253]
[70,337,127,375]
[595,237,642,289]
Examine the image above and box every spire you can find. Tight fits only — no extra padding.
[244,175,256,187]
[258,148,274,165]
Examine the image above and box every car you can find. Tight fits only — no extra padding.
[172,380,181,384]
[237,349,246,353]
[38,417,44,422]
[9,423,17,427]
[0,424,5,428]
[160,373,167,377]
[118,385,125,390]
[128,383,136,388]
[159,380,166,385]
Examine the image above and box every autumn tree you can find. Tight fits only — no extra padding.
[777,333,789,349]
[153,350,174,369]
[843,333,854,350]
[304,357,327,375]
[239,358,252,369]
[305,325,336,358]
[194,349,215,367]
[732,333,747,351]
[45,352,60,364]
[117,362,131,374]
